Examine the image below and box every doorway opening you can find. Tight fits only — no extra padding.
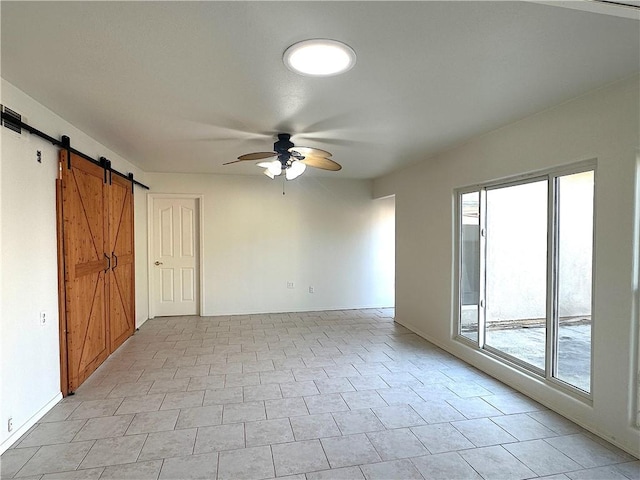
[373,194,395,310]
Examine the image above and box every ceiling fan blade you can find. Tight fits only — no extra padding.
[237,151,277,161]
[289,146,332,158]
[222,159,246,165]
[300,155,342,171]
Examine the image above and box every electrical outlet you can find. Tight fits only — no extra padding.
[39,311,47,326]
[309,286,315,293]
[7,417,13,432]
[287,282,294,289]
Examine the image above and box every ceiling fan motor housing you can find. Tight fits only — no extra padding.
[274,133,294,152]
[275,133,295,166]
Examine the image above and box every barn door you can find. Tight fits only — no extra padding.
[108,174,135,351]
[60,151,110,391]
[58,150,136,393]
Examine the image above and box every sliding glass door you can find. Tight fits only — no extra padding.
[484,180,548,372]
[456,164,594,394]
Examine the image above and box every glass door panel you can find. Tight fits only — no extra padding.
[460,192,480,342]
[555,171,594,392]
[484,180,548,370]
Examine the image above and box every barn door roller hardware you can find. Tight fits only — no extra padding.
[1,106,149,191]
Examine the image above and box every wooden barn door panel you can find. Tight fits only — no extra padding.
[60,151,110,391]
[108,174,135,352]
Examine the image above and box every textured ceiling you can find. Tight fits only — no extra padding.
[1,1,638,179]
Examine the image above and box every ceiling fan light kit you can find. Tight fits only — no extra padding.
[283,38,357,77]
[258,160,283,179]
[285,160,306,180]
[258,152,306,180]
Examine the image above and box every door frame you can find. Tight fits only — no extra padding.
[147,193,205,318]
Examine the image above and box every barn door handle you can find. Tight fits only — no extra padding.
[112,252,118,270]
[104,253,110,273]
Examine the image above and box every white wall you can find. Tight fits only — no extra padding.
[146,173,395,316]
[0,79,148,454]
[374,75,640,455]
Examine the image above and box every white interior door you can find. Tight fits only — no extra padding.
[152,197,199,316]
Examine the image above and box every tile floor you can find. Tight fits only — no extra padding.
[1,309,638,480]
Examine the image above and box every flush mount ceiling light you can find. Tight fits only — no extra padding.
[283,39,356,77]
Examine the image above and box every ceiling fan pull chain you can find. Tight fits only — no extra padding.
[283,176,286,195]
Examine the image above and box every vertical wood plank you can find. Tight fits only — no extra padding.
[56,153,68,397]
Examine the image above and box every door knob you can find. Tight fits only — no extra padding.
[154,261,163,266]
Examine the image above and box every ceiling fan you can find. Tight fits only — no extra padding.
[224,133,341,180]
